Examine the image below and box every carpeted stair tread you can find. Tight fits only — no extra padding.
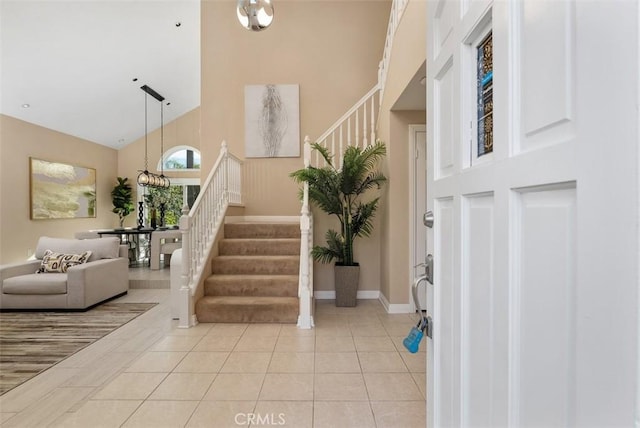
[196,296,298,323]
[205,274,298,297]
[219,238,300,256]
[211,255,299,275]
[224,222,300,239]
[196,221,301,324]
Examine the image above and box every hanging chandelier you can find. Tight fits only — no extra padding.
[137,84,170,189]
[236,0,274,31]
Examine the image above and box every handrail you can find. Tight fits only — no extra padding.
[316,85,381,145]
[313,86,381,168]
[297,137,314,329]
[378,0,409,102]
[177,141,242,328]
[298,0,409,329]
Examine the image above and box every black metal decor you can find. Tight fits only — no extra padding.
[137,201,144,229]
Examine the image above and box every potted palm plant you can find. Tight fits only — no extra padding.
[291,141,387,306]
[111,177,134,229]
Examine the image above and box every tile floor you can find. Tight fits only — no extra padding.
[0,270,426,427]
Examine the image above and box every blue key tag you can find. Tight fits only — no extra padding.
[403,326,424,353]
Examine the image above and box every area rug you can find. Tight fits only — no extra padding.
[0,302,157,395]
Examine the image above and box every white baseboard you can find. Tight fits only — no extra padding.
[314,290,380,300]
[225,215,299,223]
[378,292,413,314]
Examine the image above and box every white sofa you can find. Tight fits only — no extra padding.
[0,237,129,310]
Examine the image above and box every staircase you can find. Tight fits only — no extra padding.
[195,221,300,323]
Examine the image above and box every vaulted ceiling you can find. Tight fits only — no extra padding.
[1,0,201,149]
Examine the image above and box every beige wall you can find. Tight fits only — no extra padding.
[378,0,427,305]
[117,107,201,228]
[0,115,118,264]
[201,0,391,293]
[201,0,390,216]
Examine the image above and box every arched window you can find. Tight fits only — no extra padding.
[158,146,201,171]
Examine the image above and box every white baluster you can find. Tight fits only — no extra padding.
[355,109,360,149]
[347,116,352,151]
[363,101,368,148]
[339,125,344,169]
[331,135,335,167]
[371,95,376,146]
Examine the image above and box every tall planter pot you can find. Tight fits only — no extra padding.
[334,264,360,307]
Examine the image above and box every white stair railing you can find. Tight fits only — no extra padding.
[313,86,381,168]
[178,141,242,328]
[297,137,314,329]
[378,0,409,103]
[297,0,408,329]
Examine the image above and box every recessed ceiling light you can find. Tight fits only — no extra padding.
[21,103,30,108]
[175,22,182,27]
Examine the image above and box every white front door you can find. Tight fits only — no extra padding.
[426,1,639,426]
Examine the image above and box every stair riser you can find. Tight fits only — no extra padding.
[225,223,300,239]
[211,258,299,275]
[219,240,300,256]
[205,280,298,297]
[196,222,301,324]
[196,302,298,323]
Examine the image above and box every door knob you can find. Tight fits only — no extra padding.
[423,210,434,228]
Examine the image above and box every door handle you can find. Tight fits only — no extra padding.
[423,210,434,228]
[425,254,433,284]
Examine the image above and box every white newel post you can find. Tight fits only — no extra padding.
[178,204,193,328]
[298,136,314,329]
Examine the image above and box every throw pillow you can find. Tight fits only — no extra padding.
[37,250,92,273]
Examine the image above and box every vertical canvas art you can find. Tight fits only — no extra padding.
[30,158,97,219]
[245,84,300,158]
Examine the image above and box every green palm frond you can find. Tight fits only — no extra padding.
[291,141,387,265]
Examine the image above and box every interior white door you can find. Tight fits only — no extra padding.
[425,1,639,427]
[410,124,428,311]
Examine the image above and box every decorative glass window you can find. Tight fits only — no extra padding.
[477,31,493,157]
[159,146,201,171]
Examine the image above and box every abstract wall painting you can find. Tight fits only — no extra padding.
[30,158,96,219]
[245,84,300,158]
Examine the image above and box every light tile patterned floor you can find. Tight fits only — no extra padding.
[0,275,426,427]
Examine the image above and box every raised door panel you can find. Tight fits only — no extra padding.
[518,0,576,152]
[512,184,576,427]
[462,193,495,427]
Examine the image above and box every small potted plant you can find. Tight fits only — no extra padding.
[111,177,133,229]
[291,141,387,306]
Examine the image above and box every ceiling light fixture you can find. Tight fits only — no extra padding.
[137,84,170,189]
[236,0,274,31]
[21,103,30,108]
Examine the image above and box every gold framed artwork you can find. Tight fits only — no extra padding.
[30,158,97,220]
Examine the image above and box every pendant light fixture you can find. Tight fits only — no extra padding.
[236,0,274,31]
[137,84,170,189]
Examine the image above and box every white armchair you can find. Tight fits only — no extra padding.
[150,230,182,270]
